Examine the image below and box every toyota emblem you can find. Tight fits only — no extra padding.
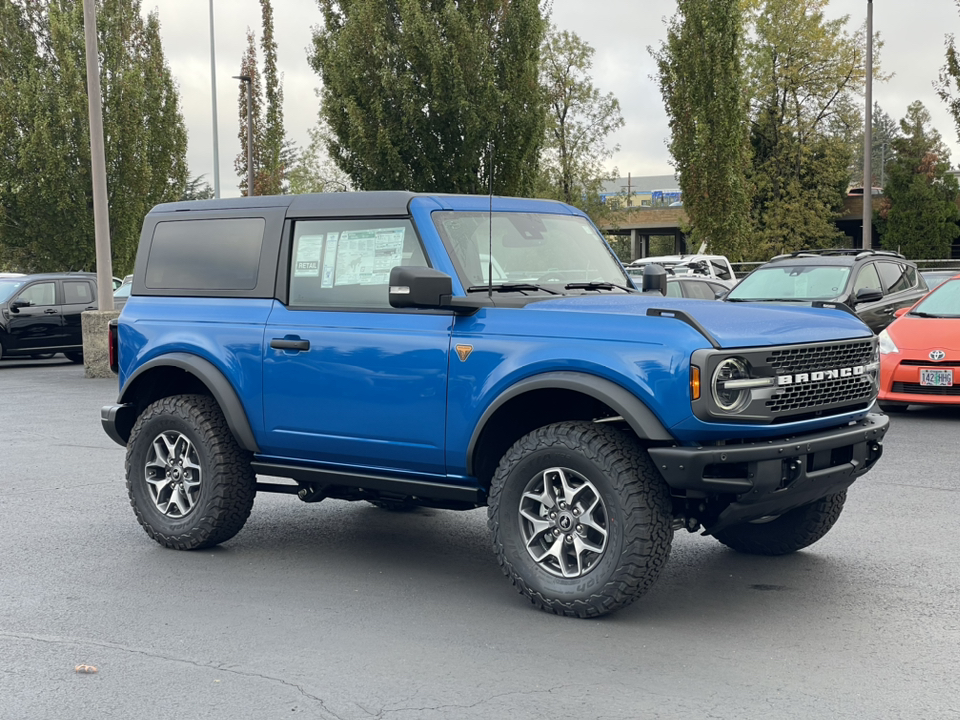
[930,350,946,361]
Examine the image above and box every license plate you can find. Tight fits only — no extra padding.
[920,368,954,386]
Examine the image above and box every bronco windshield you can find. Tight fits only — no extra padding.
[432,211,630,290]
[727,265,850,302]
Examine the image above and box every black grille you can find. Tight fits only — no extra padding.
[767,376,875,412]
[765,340,875,374]
[892,382,960,396]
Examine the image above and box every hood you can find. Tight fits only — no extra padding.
[888,315,960,351]
[527,294,872,348]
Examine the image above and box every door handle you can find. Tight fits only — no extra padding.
[43,308,58,314]
[881,307,895,314]
[270,338,310,351]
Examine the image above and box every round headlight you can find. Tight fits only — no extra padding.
[712,358,751,412]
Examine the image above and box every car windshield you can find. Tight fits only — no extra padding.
[433,211,629,290]
[727,265,850,301]
[0,279,25,303]
[911,278,960,317]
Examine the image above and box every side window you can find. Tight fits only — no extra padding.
[710,259,733,281]
[877,262,913,294]
[17,282,56,306]
[288,218,426,309]
[853,263,882,294]
[63,280,94,305]
[666,280,683,297]
[146,218,265,291]
[682,280,717,300]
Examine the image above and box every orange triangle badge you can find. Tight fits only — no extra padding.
[455,344,473,362]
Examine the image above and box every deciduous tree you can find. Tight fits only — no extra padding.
[0,0,187,274]
[538,26,622,221]
[309,0,545,196]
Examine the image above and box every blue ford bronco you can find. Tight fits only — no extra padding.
[102,192,888,617]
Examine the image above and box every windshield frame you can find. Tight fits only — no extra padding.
[432,210,631,294]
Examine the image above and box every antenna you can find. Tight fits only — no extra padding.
[487,141,494,300]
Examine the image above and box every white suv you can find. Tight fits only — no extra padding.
[626,254,736,283]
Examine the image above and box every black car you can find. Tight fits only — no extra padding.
[0,272,99,362]
[724,249,928,334]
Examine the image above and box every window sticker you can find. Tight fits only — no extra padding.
[294,235,324,277]
[334,227,405,286]
[321,232,339,288]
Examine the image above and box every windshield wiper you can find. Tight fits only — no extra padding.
[911,311,949,318]
[727,297,810,303]
[466,283,560,295]
[564,281,636,293]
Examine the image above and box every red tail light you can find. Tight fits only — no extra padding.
[108,320,119,373]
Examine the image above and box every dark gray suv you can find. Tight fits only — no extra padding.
[0,272,99,362]
[725,249,928,333]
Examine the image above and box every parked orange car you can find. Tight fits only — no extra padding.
[878,274,960,411]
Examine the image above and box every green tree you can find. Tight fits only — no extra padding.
[850,102,900,189]
[875,101,959,259]
[652,0,752,260]
[0,0,187,274]
[308,0,545,196]
[537,25,622,221]
[745,0,873,256]
[288,123,352,194]
[936,2,960,145]
[235,30,263,196]
[182,175,215,201]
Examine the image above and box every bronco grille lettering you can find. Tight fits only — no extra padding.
[777,366,865,386]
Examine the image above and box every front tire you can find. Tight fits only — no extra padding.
[488,422,672,618]
[126,394,256,550]
[712,492,846,556]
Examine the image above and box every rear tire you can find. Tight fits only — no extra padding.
[713,492,846,556]
[126,394,256,550]
[488,421,672,618]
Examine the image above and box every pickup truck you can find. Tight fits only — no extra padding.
[101,192,888,617]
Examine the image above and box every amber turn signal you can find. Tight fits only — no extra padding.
[691,366,701,400]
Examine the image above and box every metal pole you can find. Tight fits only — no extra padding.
[82,0,113,310]
[862,0,873,250]
[246,79,253,196]
[208,0,220,198]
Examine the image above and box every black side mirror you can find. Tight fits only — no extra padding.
[9,299,30,312]
[641,264,668,296]
[855,287,883,304]
[389,266,454,309]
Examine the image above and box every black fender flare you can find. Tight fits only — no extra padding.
[466,371,673,475]
[119,352,260,452]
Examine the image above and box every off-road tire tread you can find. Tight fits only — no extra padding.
[125,394,256,550]
[487,421,672,618]
[713,491,847,556]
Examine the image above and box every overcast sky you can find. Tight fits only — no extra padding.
[140,0,960,197]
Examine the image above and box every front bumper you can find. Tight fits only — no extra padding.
[648,413,889,533]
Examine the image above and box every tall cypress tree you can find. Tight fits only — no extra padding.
[653,0,752,260]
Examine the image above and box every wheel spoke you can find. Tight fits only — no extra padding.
[519,507,552,539]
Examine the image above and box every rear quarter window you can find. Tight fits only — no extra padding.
[145,218,265,290]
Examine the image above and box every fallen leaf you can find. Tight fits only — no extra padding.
[75,665,98,674]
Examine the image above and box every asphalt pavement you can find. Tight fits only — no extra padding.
[2,358,959,720]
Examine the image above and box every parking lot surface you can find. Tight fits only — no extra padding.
[2,359,959,719]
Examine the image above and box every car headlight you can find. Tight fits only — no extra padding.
[878,329,899,355]
[712,357,752,412]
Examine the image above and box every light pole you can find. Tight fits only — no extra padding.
[208,0,220,198]
[234,74,254,197]
[862,0,873,250]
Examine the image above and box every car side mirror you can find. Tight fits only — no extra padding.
[9,299,29,312]
[894,307,909,318]
[854,287,883,304]
[641,264,668,296]
[389,266,454,309]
